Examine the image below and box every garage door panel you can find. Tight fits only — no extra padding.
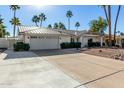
[30,36,59,50]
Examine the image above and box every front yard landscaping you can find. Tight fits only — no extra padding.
[81,48,124,61]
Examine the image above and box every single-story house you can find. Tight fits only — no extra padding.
[105,35,124,47]
[17,25,101,50]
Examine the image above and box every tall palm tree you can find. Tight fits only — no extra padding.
[10,5,20,37]
[108,5,112,46]
[10,17,21,36]
[75,22,80,30]
[32,15,40,27]
[100,5,112,46]
[39,13,47,27]
[66,10,73,30]
[114,5,121,44]
[102,5,109,22]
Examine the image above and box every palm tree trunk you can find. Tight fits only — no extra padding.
[114,5,121,45]
[103,5,109,22]
[68,18,70,30]
[108,5,112,46]
[1,29,3,38]
[40,21,42,27]
[36,22,38,27]
[13,10,16,37]
[13,25,16,37]
[76,27,78,31]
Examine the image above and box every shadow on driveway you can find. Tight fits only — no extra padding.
[3,50,39,60]
[33,49,82,57]
[3,49,81,60]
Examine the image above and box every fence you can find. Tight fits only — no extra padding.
[0,38,23,49]
[0,38,9,48]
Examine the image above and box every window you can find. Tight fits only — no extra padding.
[31,36,37,39]
[76,38,79,42]
[70,37,75,42]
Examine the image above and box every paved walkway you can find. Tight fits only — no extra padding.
[0,50,83,88]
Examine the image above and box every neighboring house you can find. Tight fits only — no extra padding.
[105,35,124,47]
[17,25,101,50]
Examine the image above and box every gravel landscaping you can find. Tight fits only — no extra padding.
[81,48,124,61]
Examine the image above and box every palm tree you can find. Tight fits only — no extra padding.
[53,23,58,29]
[47,24,52,29]
[100,5,112,46]
[5,32,10,38]
[58,22,66,30]
[10,5,20,37]
[66,10,73,30]
[10,17,21,26]
[75,22,80,30]
[39,13,47,27]
[114,5,121,44]
[10,17,21,36]
[0,15,3,24]
[0,15,4,37]
[0,24,6,38]
[120,32,124,36]
[32,15,40,27]
[108,5,112,46]
[102,5,109,22]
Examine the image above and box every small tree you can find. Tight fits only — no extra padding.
[47,24,52,29]
[89,17,108,47]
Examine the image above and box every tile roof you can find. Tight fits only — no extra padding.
[18,25,99,37]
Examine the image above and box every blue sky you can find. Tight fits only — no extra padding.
[0,5,123,36]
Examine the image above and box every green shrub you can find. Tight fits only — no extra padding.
[13,42,30,51]
[24,43,30,51]
[88,41,105,47]
[60,42,81,49]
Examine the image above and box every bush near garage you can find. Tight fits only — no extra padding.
[60,42,81,49]
[13,42,30,51]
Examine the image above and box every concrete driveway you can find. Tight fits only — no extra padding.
[0,50,82,88]
[34,49,124,88]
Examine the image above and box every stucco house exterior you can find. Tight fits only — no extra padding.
[17,25,101,50]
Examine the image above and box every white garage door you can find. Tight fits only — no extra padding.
[30,36,59,50]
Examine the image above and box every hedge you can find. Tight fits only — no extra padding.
[13,42,30,51]
[60,42,81,49]
[88,41,105,47]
